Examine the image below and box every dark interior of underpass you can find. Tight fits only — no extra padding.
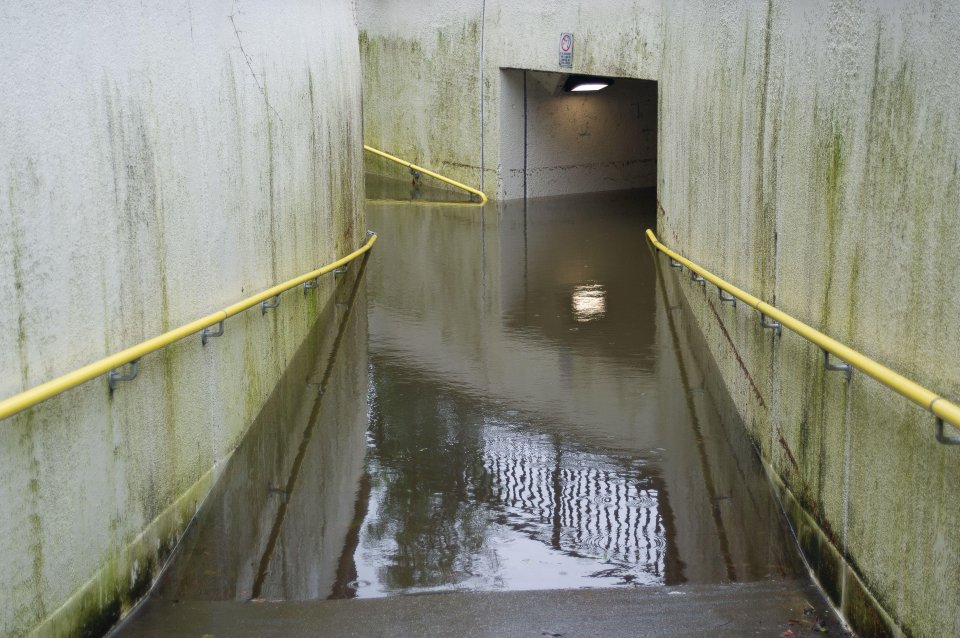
[500,69,658,199]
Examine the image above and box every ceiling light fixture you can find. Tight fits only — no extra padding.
[563,75,614,92]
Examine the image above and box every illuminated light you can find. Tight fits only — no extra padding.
[572,284,607,322]
[563,74,615,93]
[570,83,609,92]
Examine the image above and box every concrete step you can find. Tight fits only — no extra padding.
[113,580,846,637]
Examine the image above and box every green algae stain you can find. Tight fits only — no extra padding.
[152,164,171,335]
[7,176,30,388]
[36,472,218,638]
[264,77,279,287]
[359,25,484,189]
[6,170,49,623]
[845,245,862,340]
[817,126,844,330]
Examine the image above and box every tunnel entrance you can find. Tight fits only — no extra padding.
[499,69,657,199]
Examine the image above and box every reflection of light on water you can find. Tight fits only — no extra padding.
[481,426,667,585]
[572,283,606,322]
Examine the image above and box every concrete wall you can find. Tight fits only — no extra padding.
[0,1,364,635]
[358,0,661,199]
[659,1,960,636]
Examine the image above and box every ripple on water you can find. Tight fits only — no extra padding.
[476,424,669,578]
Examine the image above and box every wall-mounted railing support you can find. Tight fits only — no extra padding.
[931,399,960,444]
[759,312,782,336]
[646,228,960,446]
[935,417,960,445]
[691,272,706,286]
[303,278,319,296]
[108,359,139,391]
[822,349,852,381]
[260,296,281,315]
[201,321,224,346]
[670,258,683,269]
[334,265,349,277]
[719,289,737,306]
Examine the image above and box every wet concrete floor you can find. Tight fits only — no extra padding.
[113,179,843,636]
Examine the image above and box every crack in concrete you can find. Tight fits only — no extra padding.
[229,5,285,127]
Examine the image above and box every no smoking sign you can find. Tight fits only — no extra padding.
[559,32,574,68]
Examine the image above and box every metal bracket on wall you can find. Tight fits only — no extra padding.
[670,258,683,269]
[303,278,319,296]
[690,271,706,286]
[822,349,852,381]
[719,289,736,306]
[759,312,782,337]
[935,418,960,445]
[201,320,224,346]
[261,296,281,315]
[931,399,960,445]
[334,265,349,277]
[108,359,139,391]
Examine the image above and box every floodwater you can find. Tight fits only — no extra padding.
[115,178,807,631]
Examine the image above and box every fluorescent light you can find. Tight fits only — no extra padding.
[563,74,615,93]
[570,83,609,92]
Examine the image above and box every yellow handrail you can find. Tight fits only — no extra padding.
[363,145,488,204]
[0,232,378,422]
[646,229,960,435]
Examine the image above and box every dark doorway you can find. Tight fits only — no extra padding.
[500,69,657,199]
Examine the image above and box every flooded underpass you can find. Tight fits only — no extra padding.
[114,181,842,636]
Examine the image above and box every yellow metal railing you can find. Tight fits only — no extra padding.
[647,229,960,443]
[364,145,488,204]
[0,232,378,422]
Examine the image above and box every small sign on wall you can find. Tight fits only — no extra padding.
[559,33,574,68]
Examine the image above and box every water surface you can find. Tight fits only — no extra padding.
[337,181,802,597]
[136,180,804,608]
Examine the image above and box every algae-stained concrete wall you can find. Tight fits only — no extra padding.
[659,1,960,635]
[0,1,364,635]
[358,0,661,199]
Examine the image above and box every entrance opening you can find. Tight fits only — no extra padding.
[500,69,657,199]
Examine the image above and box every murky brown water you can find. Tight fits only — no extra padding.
[120,178,805,621]
[341,180,803,598]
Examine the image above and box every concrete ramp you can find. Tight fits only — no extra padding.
[115,581,842,637]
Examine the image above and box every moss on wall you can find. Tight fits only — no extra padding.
[360,24,484,191]
[0,2,366,636]
[659,2,960,636]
